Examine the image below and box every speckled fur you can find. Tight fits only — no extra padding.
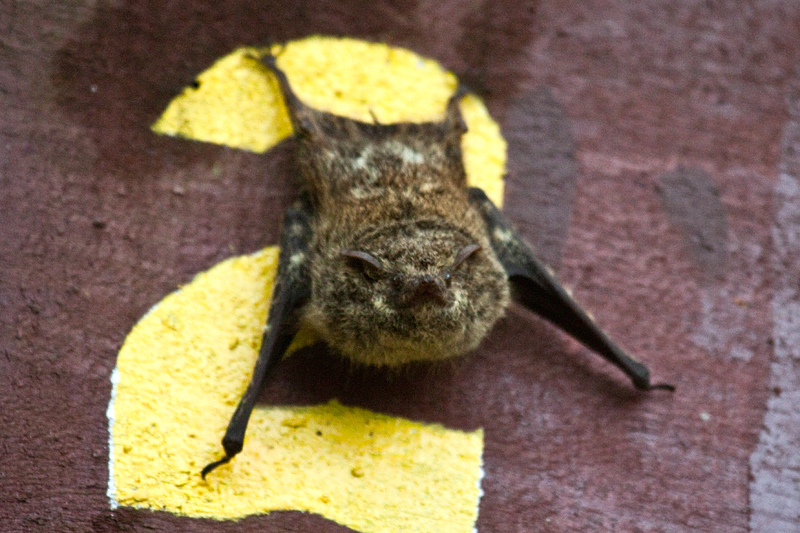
[266,58,510,366]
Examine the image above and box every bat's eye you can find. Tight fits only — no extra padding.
[341,249,387,282]
[443,243,481,287]
[452,244,482,269]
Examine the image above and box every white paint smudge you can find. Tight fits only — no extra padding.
[106,366,119,510]
[749,156,800,531]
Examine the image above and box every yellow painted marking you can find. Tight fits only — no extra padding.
[151,36,505,207]
[152,47,292,154]
[114,36,511,531]
[111,247,484,531]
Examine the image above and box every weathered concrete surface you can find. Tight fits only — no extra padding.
[2,1,798,531]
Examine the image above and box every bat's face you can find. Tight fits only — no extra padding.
[305,217,510,366]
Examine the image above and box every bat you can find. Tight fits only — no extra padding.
[201,54,674,479]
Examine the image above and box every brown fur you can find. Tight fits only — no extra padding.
[267,59,511,366]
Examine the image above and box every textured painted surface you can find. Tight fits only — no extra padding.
[2,1,799,532]
[657,166,728,281]
[503,87,577,268]
[109,249,483,531]
[749,98,800,533]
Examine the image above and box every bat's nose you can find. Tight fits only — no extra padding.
[395,274,449,308]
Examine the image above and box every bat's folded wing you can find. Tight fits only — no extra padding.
[468,187,673,392]
[202,195,315,478]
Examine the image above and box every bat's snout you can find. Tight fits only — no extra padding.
[393,274,450,308]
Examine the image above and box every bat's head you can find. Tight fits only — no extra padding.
[306,219,510,366]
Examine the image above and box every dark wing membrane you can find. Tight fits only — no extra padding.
[468,188,673,391]
[202,195,315,478]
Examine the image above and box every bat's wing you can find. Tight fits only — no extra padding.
[468,188,673,391]
[202,195,315,478]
